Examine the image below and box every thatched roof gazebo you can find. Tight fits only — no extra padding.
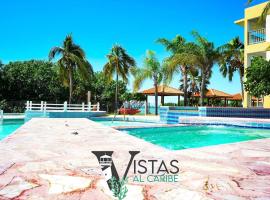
[194,89,232,106]
[139,85,184,106]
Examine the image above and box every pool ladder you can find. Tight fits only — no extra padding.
[112,104,127,123]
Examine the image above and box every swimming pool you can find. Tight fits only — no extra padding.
[123,126,270,150]
[0,119,24,140]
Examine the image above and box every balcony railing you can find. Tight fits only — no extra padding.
[248,28,266,45]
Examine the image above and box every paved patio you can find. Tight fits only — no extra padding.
[0,118,270,199]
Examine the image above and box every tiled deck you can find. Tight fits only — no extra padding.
[0,118,270,199]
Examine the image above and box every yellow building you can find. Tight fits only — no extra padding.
[235,1,270,108]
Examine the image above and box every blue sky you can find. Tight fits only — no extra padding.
[0,0,267,103]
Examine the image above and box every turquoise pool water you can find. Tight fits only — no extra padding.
[0,119,24,140]
[124,126,270,150]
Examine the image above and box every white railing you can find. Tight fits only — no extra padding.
[248,28,266,45]
[0,110,3,123]
[26,101,100,112]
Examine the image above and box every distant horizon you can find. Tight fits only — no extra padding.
[0,0,267,104]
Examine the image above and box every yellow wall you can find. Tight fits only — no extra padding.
[264,96,270,108]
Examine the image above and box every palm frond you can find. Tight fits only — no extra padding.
[133,68,152,92]
[49,47,64,60]
[58,58,69,87]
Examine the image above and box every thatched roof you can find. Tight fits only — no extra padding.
[139,85,184,96]
[194,89,232,98]
[229,93,262,101]
[229,93,242,101]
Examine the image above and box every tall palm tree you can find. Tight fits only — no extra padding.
[103,45,136,114]
[218,37,245,100]
[49,35,93,104]
[157,35,192,106]
[133,50,163,115]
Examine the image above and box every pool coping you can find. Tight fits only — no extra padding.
[179,116,270,129]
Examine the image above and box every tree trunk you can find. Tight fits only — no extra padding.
[183,66,188,106]
[115,73,118,114]
[191,86,194,106]
[239,70,244,102]
[69,68,73,104]
[200,71,206,106]
[154,79,158,116]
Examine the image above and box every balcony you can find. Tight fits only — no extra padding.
[248,28,266,45]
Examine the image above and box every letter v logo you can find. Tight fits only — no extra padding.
[92,151,140,193]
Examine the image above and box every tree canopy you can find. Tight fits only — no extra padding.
[0,60,143,113]
[244,57,270,98]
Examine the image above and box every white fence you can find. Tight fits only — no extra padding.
[26,101,100,112]
[0,110,3,123]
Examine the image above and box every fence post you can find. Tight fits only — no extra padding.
[44,101,47,112]
[26,101,29,111]
[64,101,67,112]
[97,102,100,111]
[30,101,32,111]
[88,102,91,111]
[40,101,44,111]
[82,102,85,111]
[0,110,3,124]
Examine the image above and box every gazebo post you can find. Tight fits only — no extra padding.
[225,98,227,107]
[161,95,164,106]
[178,95,180,106]
[145,95,148,114]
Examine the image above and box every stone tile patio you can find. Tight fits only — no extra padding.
[0,118,270,199]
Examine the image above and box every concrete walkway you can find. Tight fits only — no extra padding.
[0,118,270,199]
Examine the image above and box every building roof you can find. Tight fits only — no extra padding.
[234,18,244,27]
[229,93,262,101]
[194,89,232,98]
[139,85,184,96]
[229,93,243,101]
[235,1,269,26]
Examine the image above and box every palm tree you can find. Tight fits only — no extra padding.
[133,50,163,115]
[218,37,245,100]
[192,32,220,105]
[167,32,220,105]
[103,45,136,114]
[49,35,93,104]
[157,35,192,106]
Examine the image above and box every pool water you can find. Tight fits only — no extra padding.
[0,119,24,140]
[124,126,270,150]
